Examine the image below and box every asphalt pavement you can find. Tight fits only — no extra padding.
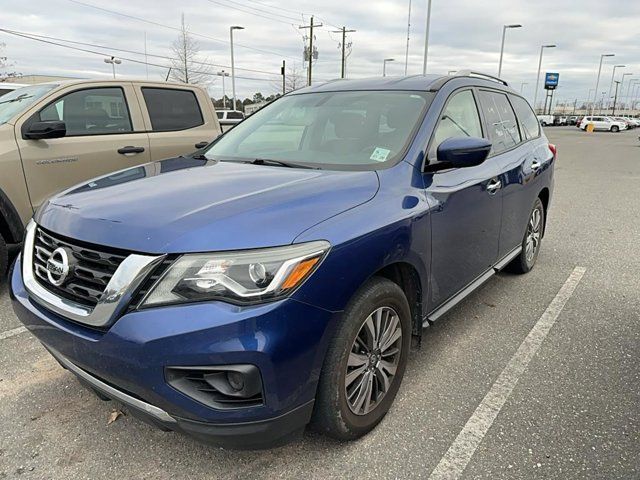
[0,126,638,479]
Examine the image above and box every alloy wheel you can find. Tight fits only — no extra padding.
[345,306,402,416]
[525,206,542,264]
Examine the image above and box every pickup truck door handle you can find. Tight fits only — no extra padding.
[531,160,542,171]
[195,141,209,149]
[486,178,502,194]
[117,146,145,155]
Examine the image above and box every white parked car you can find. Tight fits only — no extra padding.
[536,114,554,126]
[216,109,245,131]
[0,83,30,97]
[579,116,627,132]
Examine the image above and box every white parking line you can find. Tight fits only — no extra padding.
[0,326,28,341]
[428,266,587,480]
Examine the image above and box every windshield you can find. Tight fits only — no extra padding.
[204,90,433,170]
[0,84,58,125]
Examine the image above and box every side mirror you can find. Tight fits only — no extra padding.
[437,136,492,168]
[24,121,66,140]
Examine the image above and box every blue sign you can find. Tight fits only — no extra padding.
[545,72,559,90]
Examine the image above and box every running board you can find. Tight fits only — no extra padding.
[422,246,522,326]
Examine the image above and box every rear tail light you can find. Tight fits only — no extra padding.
[548,143,557,158]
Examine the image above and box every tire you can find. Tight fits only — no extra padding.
[611,125,619,133]
[311,277,411,441]
[506,197,545,274]
[0,233,8,278]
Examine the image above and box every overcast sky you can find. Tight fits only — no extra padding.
[2,0,640,108]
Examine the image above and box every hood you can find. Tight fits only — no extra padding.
[36,157,379,253]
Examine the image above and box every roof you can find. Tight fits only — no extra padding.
[37,78,199,89]
[293,72,513,94]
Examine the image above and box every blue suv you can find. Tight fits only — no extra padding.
[10,72,554,448]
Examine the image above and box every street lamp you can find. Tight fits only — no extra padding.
[591,53,615,115]
[383,58,395,77]
[104,56,122,79]
[217,70,230,109]
[533,44,556,114]
[626,79,639,112]
[620,73,633,110]
[498,24,522,77]
[229,25,244,111]
[607,65,625,108]
[422,0,432,74]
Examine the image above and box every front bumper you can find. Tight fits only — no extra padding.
[10,256,339,448]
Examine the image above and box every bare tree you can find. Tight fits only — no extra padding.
[283,64,305,93]
[0,42,20,81]
[169,14,213,85]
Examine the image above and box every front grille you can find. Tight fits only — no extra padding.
[126,256,176,312]
[32,228,128,308]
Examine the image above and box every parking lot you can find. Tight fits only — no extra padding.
[0,127,638,479]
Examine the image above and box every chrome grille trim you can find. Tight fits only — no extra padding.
[22,221,164,328]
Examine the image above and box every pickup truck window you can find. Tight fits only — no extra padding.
[141,88,204,131]
[0,84,58,125]
[38,87,132,136]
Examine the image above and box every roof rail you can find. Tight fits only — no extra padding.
[454,70,509,87]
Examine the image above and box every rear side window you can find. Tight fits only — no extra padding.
[216,111,224,119]
[428,89,483,160]
[478,90,521,154]
[227,111,244,119]
[142,88,204,131]
[510,95,540,140]
[38,87,132,136]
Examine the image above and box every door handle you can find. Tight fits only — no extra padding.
[195,141,209,149]
[531,160,541,171]
[117,146,145,155]
[486,178,502,194]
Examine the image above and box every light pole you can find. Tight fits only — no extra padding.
[422,0,432,74]
[620,73,633,111]
[217,70,230,109]
[626,79,638,113]
[383,58,395,77]
[533,44,556,114]
[498,24,522,77]
[607,64,625,108]
[104,56,122,79]
[591,53,615,115]
[230,25,244,111]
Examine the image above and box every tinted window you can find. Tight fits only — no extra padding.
[142,88,203,131]
[478,90,521,154]
[205,91,432,169]
[510,95,540,140]
[216,111,224,119]
[0,88,12,96]
[38,87,132,136]
[227,111,244,119]
[429,89,483,160]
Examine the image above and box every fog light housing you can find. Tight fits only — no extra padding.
[166,365,263,409]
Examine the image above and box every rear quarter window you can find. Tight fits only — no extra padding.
[142,88,204,131]
[509,95,540,140]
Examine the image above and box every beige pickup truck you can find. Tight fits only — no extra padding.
[0,79,221,274]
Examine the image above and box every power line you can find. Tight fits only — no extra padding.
[243,0,311,17]
[3,28,281,77]
[204,0,302,23]
[66,0,300,61]
[0,29,277,83]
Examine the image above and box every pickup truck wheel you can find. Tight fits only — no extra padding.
[611,125,619,132]
[311,277,411,440]
[506,197,545,274]
[0,234,8,277]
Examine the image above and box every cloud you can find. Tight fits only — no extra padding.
[2,0,639,107]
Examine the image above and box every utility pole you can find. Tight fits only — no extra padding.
[332,26,355,79]
[281,60,285,94]
[404,0,412,75]
[422,0,432,74]
[300,16,322,86]
[612,81,620,115]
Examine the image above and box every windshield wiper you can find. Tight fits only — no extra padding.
[0,94,33,105]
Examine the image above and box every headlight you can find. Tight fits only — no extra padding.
[141,241,330,307]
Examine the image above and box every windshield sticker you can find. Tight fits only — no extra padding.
[370,147,391,162]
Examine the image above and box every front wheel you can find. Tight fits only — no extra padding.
[311,277,411,440]
[611,125,619,132]
[506,197,545,274]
